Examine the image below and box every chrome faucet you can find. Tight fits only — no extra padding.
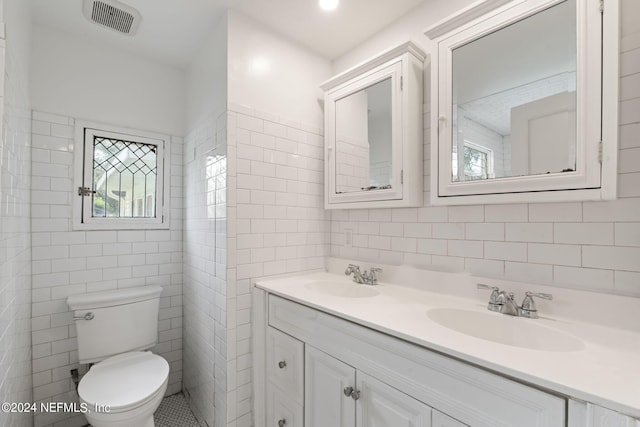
[345,264,383,285]
[495,290,519,316]
[477,284,552,318]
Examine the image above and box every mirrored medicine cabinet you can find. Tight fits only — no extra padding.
[426,0,619,205]
[321,42,426,209]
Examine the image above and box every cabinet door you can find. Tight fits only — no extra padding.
[266,383,303,427]
[356,371,432,427]
[432,410,468,427]
[305,346,356,427]
[266,326,304,405]
[569,400,640,427]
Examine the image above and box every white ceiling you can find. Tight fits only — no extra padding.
[30,0,425,68]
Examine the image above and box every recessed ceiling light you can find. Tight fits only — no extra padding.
[319,0,339,11]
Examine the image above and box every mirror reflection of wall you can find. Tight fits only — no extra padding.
[335,88,370,193]
[335,77,393,193]
[451,0,577,183]
[367,79,392,188]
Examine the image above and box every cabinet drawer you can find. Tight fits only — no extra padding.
[269,294,566,427]
[266,326,304,405]
[266,383,303,427]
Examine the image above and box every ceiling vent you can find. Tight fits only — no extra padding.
[82,0,141,36]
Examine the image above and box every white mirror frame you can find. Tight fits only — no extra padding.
[321,42,426,209]
[426,0,619,205]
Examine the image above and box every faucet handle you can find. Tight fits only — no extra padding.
[477,284,501,311]
[370,267,383,276]
[345,264,360,275]
[525,291,553,300]
[368,267,383,285]
[477,283,499,301]
[519,292,553,318]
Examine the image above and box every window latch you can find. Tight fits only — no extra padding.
[78,187,96,196]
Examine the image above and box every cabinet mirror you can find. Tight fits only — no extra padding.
[322,42,425,209]
[427,0,619,205]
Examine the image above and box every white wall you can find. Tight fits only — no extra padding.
[0,0,33,425]
[186,15,228,132]
[329,0,640,297]
[30,25,186,137]
[227,11,331,128]
[332,0,471,76]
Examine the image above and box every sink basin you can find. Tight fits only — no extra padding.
[427,308,584,352]
[304,281,380,298]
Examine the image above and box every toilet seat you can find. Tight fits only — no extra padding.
[78,351,169,413]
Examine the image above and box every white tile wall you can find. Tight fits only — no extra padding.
[183,112,228,427]
[30,111,184,427]
[224,103,330,427]
[331,8,640,297]
[0,31,33,427]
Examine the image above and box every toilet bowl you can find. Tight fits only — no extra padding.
[67,286,168,427]
[78,352,169,427]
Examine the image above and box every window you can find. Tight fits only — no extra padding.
[452,141,494,182]
[463,143,492,181]
[74,121,170,230]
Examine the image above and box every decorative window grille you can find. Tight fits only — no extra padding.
[74,123,169,230]
[92,136,157,218]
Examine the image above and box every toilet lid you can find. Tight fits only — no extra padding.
[79,352,169,411]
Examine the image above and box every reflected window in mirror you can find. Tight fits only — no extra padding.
[452,142,494,181]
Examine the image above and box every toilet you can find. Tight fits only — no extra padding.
[67,285,169,427]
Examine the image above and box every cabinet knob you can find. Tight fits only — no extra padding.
[278,360,287,369]
[278,419,286,427]
[343,386,353,397]
[351,390,361,401]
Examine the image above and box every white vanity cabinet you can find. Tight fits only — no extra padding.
[305,346,432,427]
[255,291,566,427]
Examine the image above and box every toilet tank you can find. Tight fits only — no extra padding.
[67,286,163,364]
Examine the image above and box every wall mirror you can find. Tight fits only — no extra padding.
[426,0,619,205]
[321,42,425,209]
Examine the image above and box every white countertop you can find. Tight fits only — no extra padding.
[255,267,640,419]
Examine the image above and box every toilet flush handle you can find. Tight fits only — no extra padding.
[72,312,95,321]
